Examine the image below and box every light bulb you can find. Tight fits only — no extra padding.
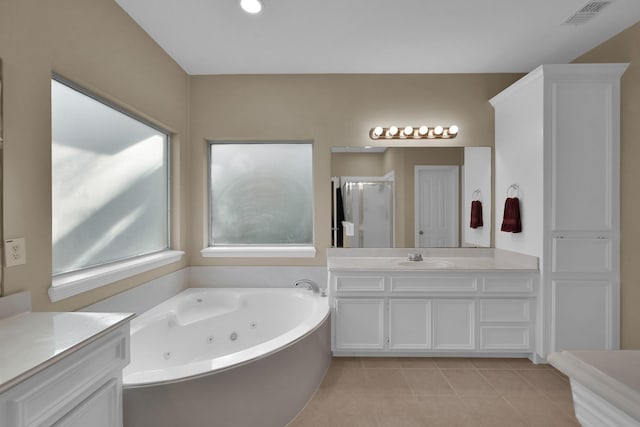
[418,126,429,136]
[449,125,459,135]
[388,126,399,136]
[240,0,262,14]
[372,126,383,138]
[403,126,414,136]
[434,126,444,135]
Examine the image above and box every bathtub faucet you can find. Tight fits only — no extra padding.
[295,279,326,297]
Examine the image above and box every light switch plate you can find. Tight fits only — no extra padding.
[4,238,26,267]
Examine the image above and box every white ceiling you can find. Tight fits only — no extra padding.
[114,0,640,75]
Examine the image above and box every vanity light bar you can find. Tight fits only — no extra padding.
[369,125,459,140]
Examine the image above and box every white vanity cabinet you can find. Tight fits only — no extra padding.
[491,63,627,357]
[330,270,537,357]
[0,313,132,427]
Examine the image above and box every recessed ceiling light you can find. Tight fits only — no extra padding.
[240,0,262,14]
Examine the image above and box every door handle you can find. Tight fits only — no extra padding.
[419,230,424,235]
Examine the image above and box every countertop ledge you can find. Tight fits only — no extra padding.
[548,350,640,421]
[327,248,538,272]
[0,312,134,394]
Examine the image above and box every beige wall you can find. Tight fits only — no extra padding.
[189,74,521,266]
[0,0,189,311]
[573,21,640,349]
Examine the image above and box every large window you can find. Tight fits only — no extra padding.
[51,77,170,279]
[207,142,313,253]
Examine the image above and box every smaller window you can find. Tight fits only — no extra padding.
[208,142,314,249]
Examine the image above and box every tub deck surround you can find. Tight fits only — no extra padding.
[0,311,134,393]
[548,350,640,426]
[327,248,540,358]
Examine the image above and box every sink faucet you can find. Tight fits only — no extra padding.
[408,252,423,261]
[295,279,326,296]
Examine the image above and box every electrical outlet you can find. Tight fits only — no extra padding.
[4,238,26,267]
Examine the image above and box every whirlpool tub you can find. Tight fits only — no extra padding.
[122,288,331,427]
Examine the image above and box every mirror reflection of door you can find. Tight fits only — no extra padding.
[415,166,459,247]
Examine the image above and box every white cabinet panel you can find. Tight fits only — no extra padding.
[550,82,614,231]
[335,276,385,292]
[552,281,613,351]
[482,275,534,294]
[432,300,475,350]
[390,275,477,293]
[388,300,431,349]
[334,299,385,350]
[480,327,530,350]
[480,300,530,322]
[552,238,612,273]
[53,379,120,427]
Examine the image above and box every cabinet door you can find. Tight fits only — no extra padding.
[551,280,614,351]
[53,379,121,427]
[432,300,475,350]
[334,299,385,350]
[388,300,431,350]
[550,81,616,232]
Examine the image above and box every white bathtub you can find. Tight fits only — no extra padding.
[123,288,331,427]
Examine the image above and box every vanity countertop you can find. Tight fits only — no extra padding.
[327,248,538,272]
[0,311,134,394]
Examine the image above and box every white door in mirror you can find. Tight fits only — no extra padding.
[4,237,26,266]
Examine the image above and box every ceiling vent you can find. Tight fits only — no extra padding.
[563,1,612,25]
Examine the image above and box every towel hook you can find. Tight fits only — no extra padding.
[472,189,481,200]
[507,183,520,198]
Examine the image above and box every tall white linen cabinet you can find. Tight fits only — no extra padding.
[490,63,628,359]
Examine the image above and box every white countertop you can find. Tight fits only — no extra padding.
[327,248,538,272]
[548,350,640,421]
[0,312,134,394]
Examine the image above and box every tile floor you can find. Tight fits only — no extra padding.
[287,357,580,427]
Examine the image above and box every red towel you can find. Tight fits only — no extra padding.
[501,197,522,233]
[470,200,483,229]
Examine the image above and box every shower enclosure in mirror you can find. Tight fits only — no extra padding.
[332,175,394,248]
[331,146,491,248]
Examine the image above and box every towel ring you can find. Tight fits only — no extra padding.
[472,189,481,200]
[507,183,520,198]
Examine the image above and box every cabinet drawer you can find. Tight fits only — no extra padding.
[480,300,530,322]
[335,276,385,292]
[552,238,612,273]
[480,326,530,350]
[390,276,477,293]
[481,275,534,294]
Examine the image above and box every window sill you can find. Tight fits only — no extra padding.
[49,250,185,302]
[200,246,316,258]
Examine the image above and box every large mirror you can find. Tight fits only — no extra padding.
[331,146,492,248]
